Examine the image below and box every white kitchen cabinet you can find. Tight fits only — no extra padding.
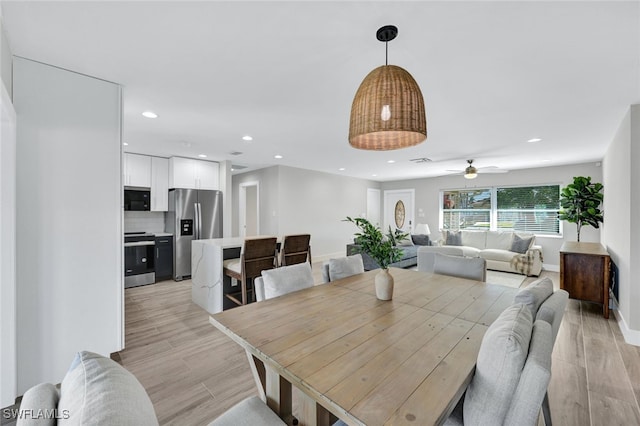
[169,157,219,190]
[123,153,151,187]
[151,157,169,211]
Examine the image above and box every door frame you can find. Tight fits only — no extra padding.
[239,181,260,237]
[383,189,415,233]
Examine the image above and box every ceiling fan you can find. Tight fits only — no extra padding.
[446,159,508,179]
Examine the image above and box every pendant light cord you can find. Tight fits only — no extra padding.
[385,41,388,65]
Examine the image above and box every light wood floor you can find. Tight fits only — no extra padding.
[117,268,640,425]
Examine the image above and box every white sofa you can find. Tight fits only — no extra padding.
[419,230,543,276]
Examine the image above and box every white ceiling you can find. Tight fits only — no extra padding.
[3,1,639,181]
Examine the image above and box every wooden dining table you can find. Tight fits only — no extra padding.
[209,267,519,426]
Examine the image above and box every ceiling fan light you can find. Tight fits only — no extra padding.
[464,165,478,179]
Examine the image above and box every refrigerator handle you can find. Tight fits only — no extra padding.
[195,203,201,240]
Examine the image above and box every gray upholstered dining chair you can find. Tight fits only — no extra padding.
[445,303,553,426]
[417,246,465,273]
[433,252,487,282]
[321,254,365,283]
[513,277,569,426]
[254,262,314,302]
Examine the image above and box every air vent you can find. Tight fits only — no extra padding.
[229,151,243,156]
[231,164,247,170]
[410,157,432,163]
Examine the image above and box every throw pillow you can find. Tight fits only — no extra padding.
[411,234,431,246]
[58,351,158,426]
[445,230,462,246]
[18,383,59,426]
[511,234,534,254]
[514,277,554,319]
[396,235,414,246]
[463,304,533,425]
[261,262,314,299]
[329,254,365,281]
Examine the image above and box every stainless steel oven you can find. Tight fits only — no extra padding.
[124,232,155,288]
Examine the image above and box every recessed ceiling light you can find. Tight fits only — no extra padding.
[541,159,551,162]
[242,135,253,141]
[527,138,542,143]
[142,111,158,119]
[339,167,345,171]
[231,168,235,172]
[274,155,283,159]
[198,154,207,158]
[123,142,128,146]
[372,174,378,177]
[387,160,395,164]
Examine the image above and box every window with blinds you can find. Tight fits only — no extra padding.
[441,189,492,230]
[497,185,560,235]
[440,184,561,235]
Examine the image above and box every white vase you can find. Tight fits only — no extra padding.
[375,268,394,301]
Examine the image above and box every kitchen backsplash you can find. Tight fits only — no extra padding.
[124,211,166,233]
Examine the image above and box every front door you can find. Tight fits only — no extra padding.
[383,189,415,234]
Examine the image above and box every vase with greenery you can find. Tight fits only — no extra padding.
[344,216,408,300]
[558,176,604,242]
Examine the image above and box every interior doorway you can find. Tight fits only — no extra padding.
[239,181,259,237]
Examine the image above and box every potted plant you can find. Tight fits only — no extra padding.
[345,216,408,300]
[558,176,604,242]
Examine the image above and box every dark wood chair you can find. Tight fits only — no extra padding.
[223,237,278,306]
[279,234,312,268]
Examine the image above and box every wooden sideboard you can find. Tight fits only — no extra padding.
[559,241,610,318]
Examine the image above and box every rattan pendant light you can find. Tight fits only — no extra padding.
[349,25,427,151]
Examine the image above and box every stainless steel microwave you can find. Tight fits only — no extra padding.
[124,189,150,211]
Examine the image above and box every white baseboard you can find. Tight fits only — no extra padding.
[542,263,559,272]
[613,306,640,347]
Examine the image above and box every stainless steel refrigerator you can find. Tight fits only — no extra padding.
[166,189,223,280]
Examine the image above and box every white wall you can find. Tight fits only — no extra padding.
[0,46,16,407]
[0,18,12,99]
[218,160,232,237]
[232,166,380,260]
[277,166,380,259]
[603,106,640,344]
[14,58,123,393]
[381,162,603,269]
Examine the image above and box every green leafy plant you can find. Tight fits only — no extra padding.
[344,216,408,269]
[558,176,604,242]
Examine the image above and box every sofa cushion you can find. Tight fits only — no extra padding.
[485,231,514,251]
[514,277,554,319]
[459,246,482,258]
[17,383,59,426]
[461,231,486,249]
[444,230,462,246]
[511,234,535,254]
[58,351,158,426]
[262,262,314,299]
[396,235,414,246]
[480,249,518,262]
[411,234,431,246]
[463,303,533,425]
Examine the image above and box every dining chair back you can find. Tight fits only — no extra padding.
[279,234,312,267]
[417,246,465,273]
[321,254,365,283]
[223,237,278,306]
[445,304,553,426]
[433,252,486,282]
[514,277,569,426]
[254,262,314,302]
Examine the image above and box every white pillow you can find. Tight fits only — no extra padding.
[261,262,314,300]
